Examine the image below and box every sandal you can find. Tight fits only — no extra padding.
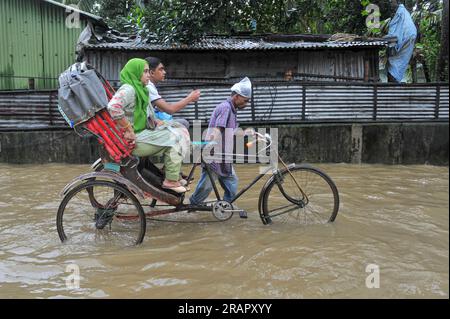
[178,179,191,191]
[181,172,194,183]
[162,184,187,193]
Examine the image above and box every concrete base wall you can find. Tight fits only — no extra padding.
[361,123,449,165]
[1,123,448,165]
[0,131,100,164]
[275,122,449,165]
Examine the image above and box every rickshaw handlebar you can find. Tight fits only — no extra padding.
[246,131,272,148]
[254,131,272,142]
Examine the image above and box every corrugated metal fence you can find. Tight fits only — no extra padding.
[163,82,449,123]
[0,82,448,130]
[0,90,64,130]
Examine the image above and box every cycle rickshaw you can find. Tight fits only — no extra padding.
[56,63,339,246]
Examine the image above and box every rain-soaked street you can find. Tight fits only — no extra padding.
[0,163,448,298]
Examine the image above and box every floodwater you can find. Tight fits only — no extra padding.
[0,163,448,298]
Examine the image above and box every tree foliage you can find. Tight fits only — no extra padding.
[95,0,379,43]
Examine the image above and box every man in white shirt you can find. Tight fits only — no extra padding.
[145,56,200,128]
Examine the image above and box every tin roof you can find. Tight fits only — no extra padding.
[84,35,388,51]
[43,0,107,27]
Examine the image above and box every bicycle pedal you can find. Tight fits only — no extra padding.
[238,210,248,219]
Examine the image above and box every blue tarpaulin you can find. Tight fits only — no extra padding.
[386,4,417,82]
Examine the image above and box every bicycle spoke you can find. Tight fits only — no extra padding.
[267,203,301,218]
[303,204,327,224]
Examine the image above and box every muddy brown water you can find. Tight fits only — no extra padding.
[0,163,448,298]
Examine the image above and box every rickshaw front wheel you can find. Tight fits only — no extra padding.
[260,165,339,225]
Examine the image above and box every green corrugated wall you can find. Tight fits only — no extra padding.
[0,0,87,90]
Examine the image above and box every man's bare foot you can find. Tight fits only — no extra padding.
[162,179,187,193]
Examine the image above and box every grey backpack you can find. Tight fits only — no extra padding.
[58,62,108,128]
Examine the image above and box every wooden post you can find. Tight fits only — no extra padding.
[302,85,306,121]
[251,83,255,122]
[48,91,55,126]
[373,84,378,121]
[194,100,199,120]
[364,60,370,82]
[434,85,441,119]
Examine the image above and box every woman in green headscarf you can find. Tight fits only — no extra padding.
[107,58,189,193]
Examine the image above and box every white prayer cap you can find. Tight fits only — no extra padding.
[231,77,252,98]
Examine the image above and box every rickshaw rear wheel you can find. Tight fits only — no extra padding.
[57,180,146,246]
